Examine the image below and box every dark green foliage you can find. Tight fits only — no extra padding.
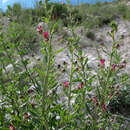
[4,23,38,54]
[5,3,46,25]
[3,1,130,28]
[109,76,130,117]
[117,3,130,20]
[70,8,82,24]
[50,2,68,19]
[5,3,22,18]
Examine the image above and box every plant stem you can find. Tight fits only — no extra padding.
[68,52,73,112]
[42,40,52,130]
[105,32,115,93]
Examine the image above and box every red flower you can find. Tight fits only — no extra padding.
[101,101,106,112]
[9,124,15,130]
[92,97,98,106]
[100,59,105,67]
[78,82,83,89]
[43,32,49,40]
[64,81,69,88]
[112,64,117,71]
[116,90,119,95]
[31,103,36,108]
[24,113,29,119]
[52,14,56,20]
[119,60,126,69]
[20,95,25,99]
[116,44,120,49]
[37,26,43,33]
[76,67,79,72]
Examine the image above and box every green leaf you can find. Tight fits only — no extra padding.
[110,21,118,32]
[55,48,65,54]
[0,68,2,76]
[72,78,82,82]
[96,85,101,101]
[87,87,93,92]
[83,57,88,66]
[43,16,49,24]
[71,89,79,94]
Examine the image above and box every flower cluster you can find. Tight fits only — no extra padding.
[37,26,49,40]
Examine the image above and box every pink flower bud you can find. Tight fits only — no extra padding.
[116,90,119,95]
[78,82,83,89]
[9,124,15,130]
[43,32,49,40]
[100,59,105,68]
[109,93,113,98]
[37,26,43,33]
[92,97,98,106]
[112,64,117,71]
[64,81,69,88]
[76,67,79,72]
[52,14,56,20]
[119,60,126,69]
[116,44,120,49]
[101,101,106,112]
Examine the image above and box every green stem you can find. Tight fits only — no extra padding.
[105,32,115,94]
[68,52,73,112]
[81,60,87,104]
[42,40,52,130]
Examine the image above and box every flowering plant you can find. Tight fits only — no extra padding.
[0,1,129,129]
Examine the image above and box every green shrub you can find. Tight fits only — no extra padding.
[6,3,22,19]
[4,23,38,54]
[5,3,46,25]
[109,75,130,117]
[70,8,82,24]
[50,3,68,18]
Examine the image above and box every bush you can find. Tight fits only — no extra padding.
[5,3,46,25]
[109,75,130,116]
[5,3,22,19]
[78,2,130,28]
[70,8,82,25]
[50,3,68,19]
[4,22,38,54]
